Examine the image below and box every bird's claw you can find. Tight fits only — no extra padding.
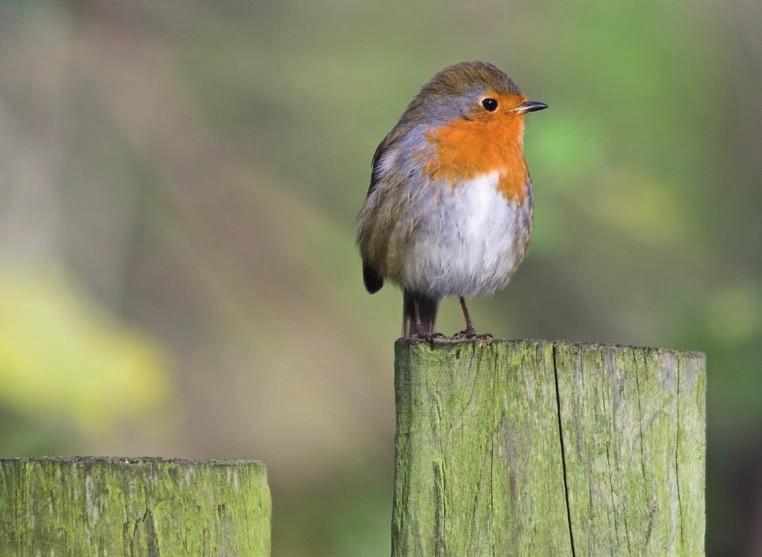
[411,331,446,344]
[453,329,493,341]
[453,329,476,340]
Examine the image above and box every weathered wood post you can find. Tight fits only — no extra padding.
[393,339,705,556]
[0,457,271,556]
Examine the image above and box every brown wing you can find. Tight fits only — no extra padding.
[360,117,414,294]
[361,136,393,294]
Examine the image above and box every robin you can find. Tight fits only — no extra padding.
[356,61,547,339]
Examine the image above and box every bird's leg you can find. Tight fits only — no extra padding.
[411,298,444,342]
[414,298,425,337]
[454,298,494,340]
[458,297,477,338]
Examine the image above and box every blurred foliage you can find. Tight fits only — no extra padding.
[0,266,169,435]
[0,0,759,555]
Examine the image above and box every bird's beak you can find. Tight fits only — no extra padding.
[515,100,548,115]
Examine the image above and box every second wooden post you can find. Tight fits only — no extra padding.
[392,339,705,556]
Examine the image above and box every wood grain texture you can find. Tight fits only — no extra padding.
[392,339,705,557]
[0,457,271,556]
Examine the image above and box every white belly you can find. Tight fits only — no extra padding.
[401,171,531,298]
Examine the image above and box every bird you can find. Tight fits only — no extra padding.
[356,61,547,339]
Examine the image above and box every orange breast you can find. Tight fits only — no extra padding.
[424,110,529,202]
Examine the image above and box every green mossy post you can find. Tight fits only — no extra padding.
[0,457,271,556]
[393,339,705,556]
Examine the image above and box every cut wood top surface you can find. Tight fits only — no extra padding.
[1,456,271,556]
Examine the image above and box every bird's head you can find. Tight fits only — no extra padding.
[388,62,548,200]
[402,61,547,133]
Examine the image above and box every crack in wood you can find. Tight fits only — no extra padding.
[552,344,577,557]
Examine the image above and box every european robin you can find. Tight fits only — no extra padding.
[356,61,547,339]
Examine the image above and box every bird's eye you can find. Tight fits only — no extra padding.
[481,98,498,112]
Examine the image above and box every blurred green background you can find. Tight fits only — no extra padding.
[0,0,759,555]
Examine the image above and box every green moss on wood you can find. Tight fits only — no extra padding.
[0,457,271,556]
[392,339,705,556]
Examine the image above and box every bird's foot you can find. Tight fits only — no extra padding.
[410,331,446,344]
[453,322,478,340]
[453,329,494,341]
[453,328,476,340]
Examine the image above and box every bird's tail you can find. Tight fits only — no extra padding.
[402,290,440,338]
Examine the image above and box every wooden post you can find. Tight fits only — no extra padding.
[0,457,271,556]
[392,339,705,556]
